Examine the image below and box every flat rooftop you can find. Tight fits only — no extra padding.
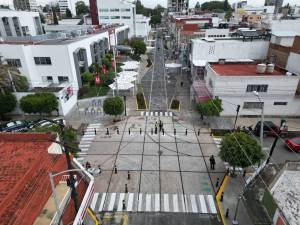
[211,64,284,76]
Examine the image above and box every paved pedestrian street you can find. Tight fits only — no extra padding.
[79,115,226,218]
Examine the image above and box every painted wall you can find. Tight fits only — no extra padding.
[286,53,300,75]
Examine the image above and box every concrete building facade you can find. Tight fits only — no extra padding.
[13,0,38,12]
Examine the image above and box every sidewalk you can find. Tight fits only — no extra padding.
[219,175,254,225]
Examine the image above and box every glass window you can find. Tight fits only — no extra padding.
[100,16,109,19]
[58,76,69,83]
[46,76,53,81]
[121,8,130,12]
[246,84,268,92]
[34,57,52,65]
[99,8,109,12]
[110,8,119,12]
[6,59,22,67]
[243,102,264,109]
[121,16,131,19]
[274,102,287,106]
[111,16,120,19]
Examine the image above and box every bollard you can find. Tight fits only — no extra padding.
[117,128,119,134]
[151,128,153,135]
[114,165,117,174]
[127,171,131,180]
[174,128,176,135]
[140,128,142,135]
[198,129,200,136]
[225,208,229,218]
[220,192,224,202]
[122,199,126,210]
[125,184,128,193]
[185,129,188,136]
[216,178,220,187]
[106,128,109,135]
[94,128,97,135]
[243,170,246,177]
[82,130,85,136]
[128,128,131,135]
[162,128,165,135]
[155,126,157,134]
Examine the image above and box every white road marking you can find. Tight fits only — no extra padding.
[138,193,143,211]
[146,194,151,211]
[90,193,99,211]
[164,194,169,212]
[190,194,198,213]
[173,194,179,212]
[208,195,217,214]
[108,193,116,211]
[127,193,134,211]
[155,194,160,212]
[98,193,106,212]
[117,193,125,211]
[199,195,208,213]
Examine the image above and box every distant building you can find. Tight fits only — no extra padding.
[192,61,300,116]
[58,0,90,16]
[236,1,247,9]
[135,14,151,39]
[168,0,188,12]
[13,0,38,12]
[0,10,43,37]
[264,0,283,14]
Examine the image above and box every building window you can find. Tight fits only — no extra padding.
[110,8,119,12]
[246,84,268,93]
[111,16,120,19]
[121,8,130,12]
[34,57,52,65]
[243,102,264,109]
[42,76,53,82]
[58,76,69,83]
[6,59,22,67]
[100,16,109,19]
[99,8,109,12]
[274,102,287,106]
[121,16,131,19]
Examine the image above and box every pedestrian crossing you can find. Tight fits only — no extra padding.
[90,192,217,214]
[78,123,101,152]
[140,111,173,117]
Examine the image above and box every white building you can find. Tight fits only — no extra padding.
[200,62,300,116]
[58,0,90,16]
[0,10,43,37]
[262,18,300,33]
[13,0,38,12]
[135,14,150,39]
[97,0,136,37]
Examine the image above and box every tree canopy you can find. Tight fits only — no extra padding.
[103,96,124,116]
[201,1,232,12]
[52,10,58,25]
[0,92,17,119]
[66,8,72,18]
[76,1,89,15]
[196,97,223,117]
[128,38,146,55]
[150,14,161,26]
[219,132,264,173]
[195,2,201,9]
[20,93,58,115]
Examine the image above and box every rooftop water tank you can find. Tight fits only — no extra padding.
[266,64,275,73]
[256,64,266,74]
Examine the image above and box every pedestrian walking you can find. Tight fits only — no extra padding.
[127,171,131,180]
[209,155,216,170]
[159,120,162,132]
[220,192,224,202]
[216,178,220,187]
[155,125,158,134]
[114,165,117,174]
[180,81,183,87]
[98,165,102,174]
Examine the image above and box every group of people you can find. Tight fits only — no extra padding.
[155,120,164,133]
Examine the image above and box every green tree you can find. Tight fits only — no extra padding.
[20,93,58,115]
[150,14,161,26]
[225,10,232,21]
[129,38,146,55]
[219,132,264,174]
[39,13,45,23]
[52,10,58,25]
[201,1,231,12]
[195,2,201,9]
[224,0,228,11]
[65,8,72,18]
[76,1,89,15]
[103,96,124,116]
[0,92,17,119]
[196,97,223,118]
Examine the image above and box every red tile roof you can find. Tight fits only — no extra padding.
[211,64,284,76]
[0,133,67,225]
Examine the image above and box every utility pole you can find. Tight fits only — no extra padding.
[234,104,240,130]
[123,95,127,116]
[232,194,243,225]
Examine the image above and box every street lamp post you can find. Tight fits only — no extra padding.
[232,194,243,225]
[253,91,264,148]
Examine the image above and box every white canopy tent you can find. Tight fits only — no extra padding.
[165,63,182,68]
[118,71,138,77]
[114,76,136,83]
[121,61,140,71]
[109,82,134,90]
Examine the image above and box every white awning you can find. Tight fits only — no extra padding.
[109,82,134,90]
[118,71,138,77]
[165,63,182,68]
[192,60,207,67]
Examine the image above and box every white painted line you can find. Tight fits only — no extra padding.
[89,123,101,126]
[79,144,90,148]
[155,194,160,212]
[169,112,173,117]
[181,194,186,212]
[155,112,158,116]
[164,194,169,212]
[76,157,84,161]
[150,111,153,116]
[141,111,144,116]
[98,193,106,212]
[108,193,116,211]
[184,195,189,213]
[165,112,168,116]
[117,193,125,211]
[146,112,149,117]
[77,152,87,155]
[146,194,151,212]
[80,148,89,152]
[138,193,143,211]
[190,194,198,213]
[127,193,134,212]
[173,194,179,212]
[81,137,94,141]
[199,195,208,213]
[207,195,217,214]
[160,112,163,116]
[90,193,99,211]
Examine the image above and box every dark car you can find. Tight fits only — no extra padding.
[253,121,288,137]
[0,120,30,132]
[285,137,300,152]
[29,118,66,129]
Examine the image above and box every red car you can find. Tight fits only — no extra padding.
[285,137,300,152]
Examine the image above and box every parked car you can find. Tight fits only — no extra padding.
[29,118,66,129]
[285,137,300,152]
[0,120,30,132]
[253,121,288,137]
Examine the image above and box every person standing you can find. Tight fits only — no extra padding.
[209,155,216,170]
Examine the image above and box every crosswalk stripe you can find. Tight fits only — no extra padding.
[138,193,143,211]
[184,195,189,213]
[141,111,144,116]
[164,194,169,212]
[108,193,116,211]
[127,193,134,211]
[155,194,160,212]
[98,193,106,212]
[165,112,168,116]
[155,112,158,116]
[90,193,99,211]
[160,112,163,116]
[181,194,186,212]
[150,112,153,116]
[199,195,208,213]
[146,112,149,116]
[169,112,173,117]
[207,195,217,214]
[190,194,198,213]
[173,194,179,212]
[146,194,151,212]
[117,193,125,211]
